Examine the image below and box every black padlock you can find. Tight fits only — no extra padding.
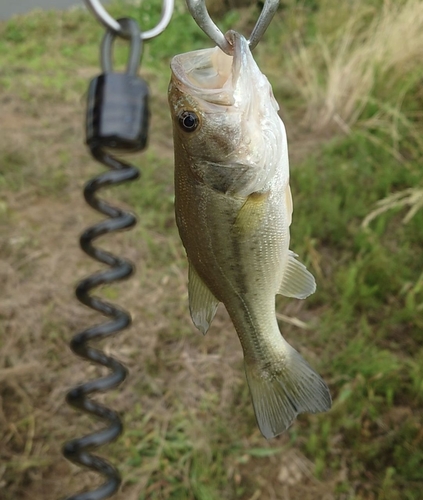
[86,18,150,152]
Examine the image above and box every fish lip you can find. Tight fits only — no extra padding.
[169,31,248,107]
[170,47,232,106]
[224,30,244,86]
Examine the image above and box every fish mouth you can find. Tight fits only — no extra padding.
[170,31,246,106]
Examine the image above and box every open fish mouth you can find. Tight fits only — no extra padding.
[170,31,246,106]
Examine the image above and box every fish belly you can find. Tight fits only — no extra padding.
[176,167,286,307]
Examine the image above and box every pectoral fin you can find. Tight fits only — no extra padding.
[285,184,293,227]
[278,251,316,299]
[234,191,269,236]
[188,263,219,335]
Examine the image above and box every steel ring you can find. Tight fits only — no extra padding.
[83,0,174,40]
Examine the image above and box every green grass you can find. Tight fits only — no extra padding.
[1,1,423,499]
[286,127,423,498]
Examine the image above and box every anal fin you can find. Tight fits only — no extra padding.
[278,250,316,299]
[188,262,219,335]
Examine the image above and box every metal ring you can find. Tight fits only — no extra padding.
[83,0,174,40]
[186,0,280,55]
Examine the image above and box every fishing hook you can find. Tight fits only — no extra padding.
[83,0,174,40]
[186,0,280,55]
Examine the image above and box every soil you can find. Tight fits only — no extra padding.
[0,69,336,500]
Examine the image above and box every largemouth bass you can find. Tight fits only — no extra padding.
[168,31,331,438]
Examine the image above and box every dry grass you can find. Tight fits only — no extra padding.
[362,188,423,228]
[288,0,423,133]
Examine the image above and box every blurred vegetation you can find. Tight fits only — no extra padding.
[0,0,422,499]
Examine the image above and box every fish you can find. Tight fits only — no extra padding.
[168,30,331,439]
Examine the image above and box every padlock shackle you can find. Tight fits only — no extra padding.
[101,18,142,76]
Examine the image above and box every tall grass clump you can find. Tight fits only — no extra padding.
[288,0,423,138]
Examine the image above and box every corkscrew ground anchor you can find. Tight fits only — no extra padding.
[62,18,149,500]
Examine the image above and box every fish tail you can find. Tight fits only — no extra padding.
[244,344,331,439]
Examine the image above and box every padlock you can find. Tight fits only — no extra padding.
[86,18,150,152]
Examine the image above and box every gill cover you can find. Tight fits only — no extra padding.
[169,32,289,196]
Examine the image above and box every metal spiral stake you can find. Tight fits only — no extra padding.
[63,18,150,500]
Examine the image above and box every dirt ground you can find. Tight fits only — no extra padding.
[0,69,338,500]
[1,63,340,500]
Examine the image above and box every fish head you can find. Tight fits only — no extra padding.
[168,39,241,163]
[168,31,288,196]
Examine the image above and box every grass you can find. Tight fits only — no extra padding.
[284,0,423,132]
[1,0,423,499]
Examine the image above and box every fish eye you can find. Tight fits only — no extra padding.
[178,110,199,133]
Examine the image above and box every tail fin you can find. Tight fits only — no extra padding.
[245,345,331,439]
